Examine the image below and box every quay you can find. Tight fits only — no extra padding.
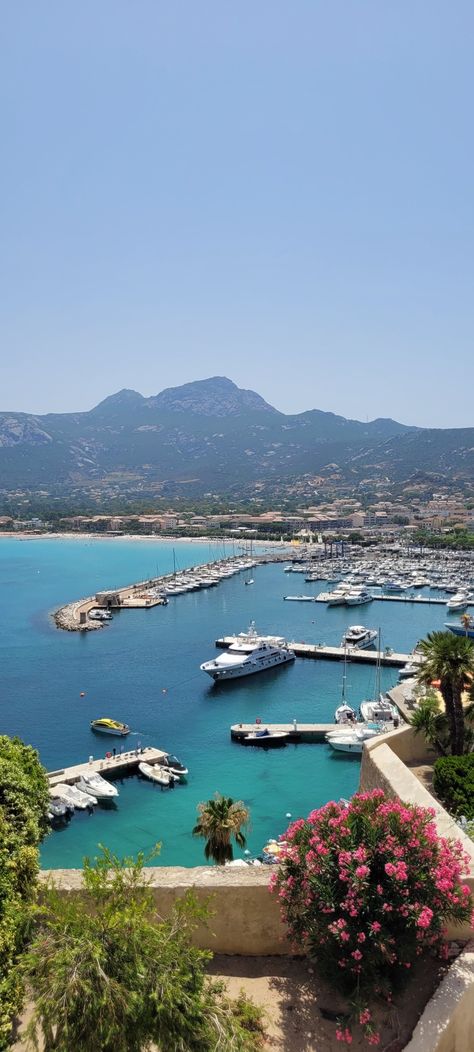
[373,594,472,606]
[47,745,167,788]
[216,637,420,668]
[231,723,336,744]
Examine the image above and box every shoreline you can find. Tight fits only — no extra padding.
[0,531,295,549]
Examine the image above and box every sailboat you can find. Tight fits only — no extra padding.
[334,646,357,724]
[359,630,398,723]
[244,539,254,585]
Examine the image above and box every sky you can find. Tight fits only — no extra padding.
[1,2,473,428]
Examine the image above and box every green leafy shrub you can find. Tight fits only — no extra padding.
[24,847,265,1052]
[271,790,473,1045]
[433,754,474,819]
[0,736,49,1048]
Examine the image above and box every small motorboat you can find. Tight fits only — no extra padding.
[244,728,288,747]
[328,734,365,754]
[88,609,113,621]
[283,595,316,602]
[244,578,254,586]
[51,782,97,809]
[90,718,130,737]
[159,753,188,778]
[47,798,70,821]
[77,772,119,799]
[138,761,177,787]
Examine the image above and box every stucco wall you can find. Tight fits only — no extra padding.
[404,942,474,1052]
[360,727,474,939]
[39,865,290,956]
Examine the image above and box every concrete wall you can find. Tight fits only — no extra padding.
[360,726,474,939]
[404,942,474,1052]
[40,865,290,956]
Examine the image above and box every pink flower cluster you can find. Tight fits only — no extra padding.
[271,789,473,1047]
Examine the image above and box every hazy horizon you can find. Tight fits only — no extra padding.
[2,2,473,428]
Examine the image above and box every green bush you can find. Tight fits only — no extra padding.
[24,848,265,1052]
[433,754,474,819]
[0,736,49,1048]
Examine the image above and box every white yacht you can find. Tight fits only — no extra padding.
[200,639,295,682]
[345,588,373,606]
[341,625,378,650]
[326,585,351,606]
[77,772,119,799]
[446,593,471,611]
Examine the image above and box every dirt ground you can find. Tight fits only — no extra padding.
[12,953,447,1051]
[208,953,447,1051]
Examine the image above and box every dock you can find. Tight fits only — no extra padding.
[47,746,167,788]
[231,723,336,744]
[373,594,468,606]
[216,637,420,668]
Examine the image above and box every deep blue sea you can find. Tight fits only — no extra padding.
[0,538,449,869]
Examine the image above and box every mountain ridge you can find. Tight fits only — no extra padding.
[0,376,471,499]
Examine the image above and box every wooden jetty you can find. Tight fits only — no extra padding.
[231,723,336,744]
[47,746,167,788]
[216,637,420,669]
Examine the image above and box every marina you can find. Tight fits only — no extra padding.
[1,535,471,869]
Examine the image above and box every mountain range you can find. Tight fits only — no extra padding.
[0,377,472,501]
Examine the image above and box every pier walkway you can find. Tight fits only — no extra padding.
[47,746,166,787]
[216,637,420,668]
[231,723,336,743]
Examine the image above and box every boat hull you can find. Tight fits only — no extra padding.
[202,653,295,682]
[91,724,130,736]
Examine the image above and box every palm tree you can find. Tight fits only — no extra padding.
[410,691,449,755]
[417,631,474,755]
[193,793,249,865]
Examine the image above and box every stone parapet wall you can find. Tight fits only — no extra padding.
[39,865,290,956]
[360,726,474,940]
[404,942,474,1052]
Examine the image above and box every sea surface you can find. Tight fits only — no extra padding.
[0,537,450,869]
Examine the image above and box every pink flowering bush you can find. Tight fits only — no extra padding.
[271,790,473,1045]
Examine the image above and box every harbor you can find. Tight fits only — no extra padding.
[1,534,468,869]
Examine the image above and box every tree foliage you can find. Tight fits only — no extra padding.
[433,754,474,819]
[0,736,49,1049]
[193,794,249,865]
[23,848,264,1052]
[416,631,474,755]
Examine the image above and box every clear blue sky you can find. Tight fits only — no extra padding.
[1,2,473,427]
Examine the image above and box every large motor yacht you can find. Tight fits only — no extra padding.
[345,588,374,606]
[341,625,378,650]
[200,638,295,682]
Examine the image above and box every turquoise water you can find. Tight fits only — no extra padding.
[0,538,449,869]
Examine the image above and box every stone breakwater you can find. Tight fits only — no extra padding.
[53,597,101,632]
[53,553,282,632]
